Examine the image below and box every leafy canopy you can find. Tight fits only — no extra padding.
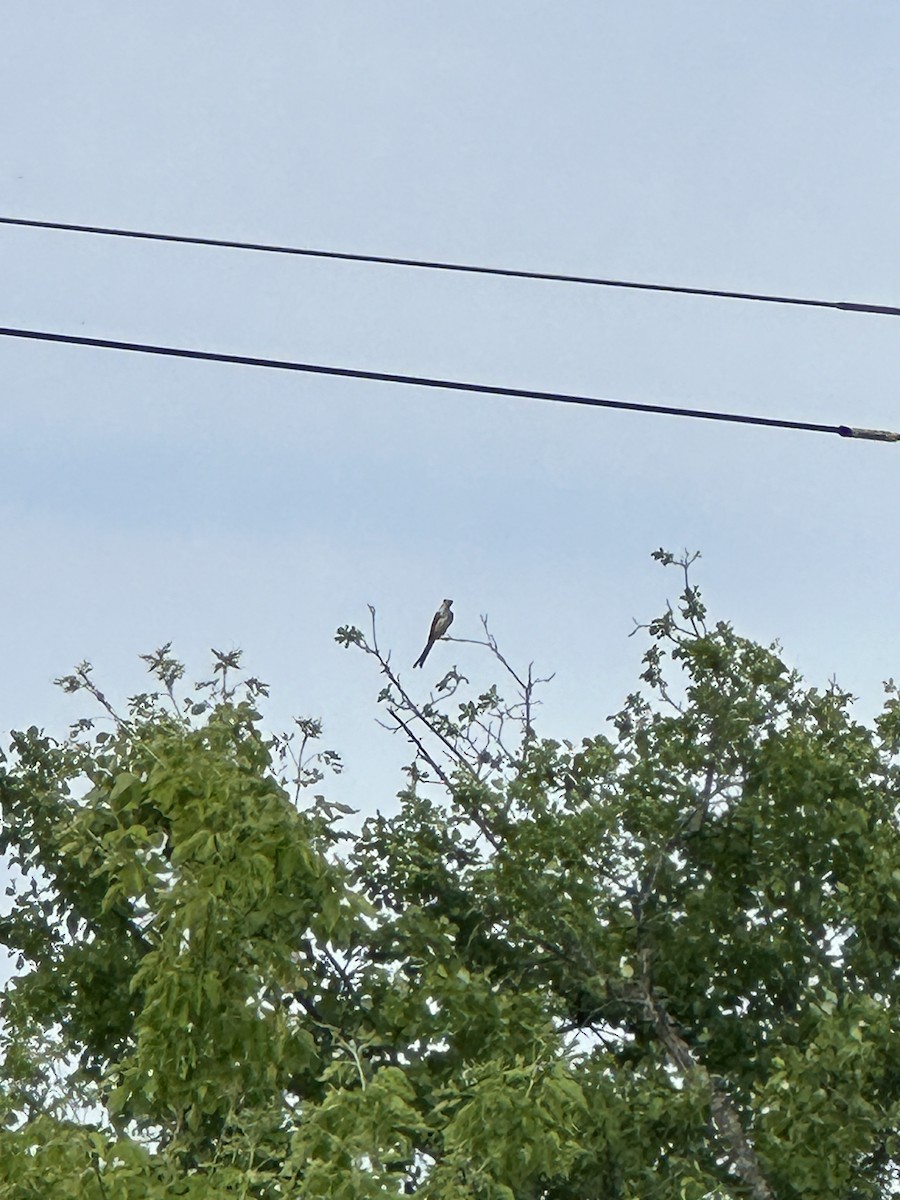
[1,553,900,1199]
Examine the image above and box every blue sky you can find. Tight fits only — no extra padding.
[2,2,900,809]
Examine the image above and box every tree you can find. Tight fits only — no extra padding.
[1,552,899,1198]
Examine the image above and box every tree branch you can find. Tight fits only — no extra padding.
[638,986,774,1200]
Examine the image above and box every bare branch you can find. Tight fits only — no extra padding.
[388,708,503,852]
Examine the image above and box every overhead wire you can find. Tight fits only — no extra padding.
[1,214,899,319]
[1,215,897,442]
[0,324,896,442]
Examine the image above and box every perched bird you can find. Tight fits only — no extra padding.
[414,599,454,667]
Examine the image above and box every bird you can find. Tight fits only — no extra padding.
[414,599,454,667]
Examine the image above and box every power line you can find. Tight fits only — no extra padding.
[1,324,896,443]
[1,214,899,320]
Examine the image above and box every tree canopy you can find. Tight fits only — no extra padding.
[1,552,899,1199]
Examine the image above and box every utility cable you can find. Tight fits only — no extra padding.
[1,214,898,319]
[0,324,896,442]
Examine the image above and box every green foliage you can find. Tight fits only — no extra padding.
[2,560,900,1197]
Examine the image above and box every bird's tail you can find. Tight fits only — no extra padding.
[413,643,432,668]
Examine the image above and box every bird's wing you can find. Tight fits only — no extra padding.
[428,609,447,641]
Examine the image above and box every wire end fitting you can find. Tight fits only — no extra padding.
[838,425,900,443]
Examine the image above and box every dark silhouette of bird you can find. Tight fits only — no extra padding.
[414,599,454,667]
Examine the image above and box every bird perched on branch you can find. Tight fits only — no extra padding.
[414,599,454,667]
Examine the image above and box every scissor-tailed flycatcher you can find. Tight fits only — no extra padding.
[414,599,454,667]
